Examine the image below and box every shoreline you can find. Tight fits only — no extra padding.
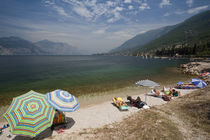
[0,75,192,123]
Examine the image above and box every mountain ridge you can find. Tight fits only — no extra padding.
[108,10,210,56]
[109,25,176,53]
[135,10,210,53]
[0,36,82,55]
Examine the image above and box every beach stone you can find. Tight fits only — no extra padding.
[180,61,210,76]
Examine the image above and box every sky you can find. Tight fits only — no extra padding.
[0,0,210,54]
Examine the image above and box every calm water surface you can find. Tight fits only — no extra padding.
[0,55,190,105]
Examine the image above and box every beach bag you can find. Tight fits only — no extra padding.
[162,95,171,101]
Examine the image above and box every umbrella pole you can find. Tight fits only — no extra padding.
[145,88,147,103]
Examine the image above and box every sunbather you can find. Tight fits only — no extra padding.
[127,96,146,108]
[151,88,172,101]
[113,97,125,106]
[113,97,128,111]
[150,89,161,97]
[170,89,181,97]
[176,82,198,89]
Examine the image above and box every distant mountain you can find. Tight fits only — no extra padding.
[35,40,81,55]
[0,37,82,55]
[108,10,210,56]
[134,10,210,55]
[110,25,175,53]
[0,36,43,55]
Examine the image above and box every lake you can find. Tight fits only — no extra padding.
[0,55,190,106]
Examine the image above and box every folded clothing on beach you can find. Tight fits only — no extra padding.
[134,101,146,108]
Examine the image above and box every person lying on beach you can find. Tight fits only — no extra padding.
[150,89,161,97]
[113,97,125,106]
[151,88,172,101]
[170,89,181,97]
[127,96,146,108]
[175,82,198,89]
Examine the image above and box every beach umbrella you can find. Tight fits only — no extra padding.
[136,79,160,102]
[200,72,210,80]
[136,79,160,87]
[46,89,79,112]
[3,90,55,137]
[192,78,207,88]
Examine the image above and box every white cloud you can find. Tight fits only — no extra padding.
[186,0,193,7]
[164,12,170,16]
[73,6,93,19]
[124,0,132,3]
[92,29,106,34]
[128,5,133,10]
[187,5,208,14]
[59,0,125,23]
[53,5,68,17]
[107,6,124,23]
[44,0,155,23]
[107,13,121,23]
[44,0,54,5]
[115,6,123,11]
[139,3,150,11]
[106,1,115,6]
[44,0,68,17]
[160,0,172,8]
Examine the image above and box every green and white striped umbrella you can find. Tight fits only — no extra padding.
[3,90,55,137]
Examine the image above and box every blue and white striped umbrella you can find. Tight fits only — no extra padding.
[46,89,79,112]
[192,78,207,88]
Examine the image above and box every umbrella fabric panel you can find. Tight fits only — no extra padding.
[136,79,160,87]
[47,93,79,111]
[192,78,207,88]
[3,91,55,137]
[46,89,80,112]
[200,72,210,80]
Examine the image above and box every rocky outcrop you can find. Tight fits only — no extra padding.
[180,61,210,76]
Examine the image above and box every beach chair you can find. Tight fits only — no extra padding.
[112,97,129,111]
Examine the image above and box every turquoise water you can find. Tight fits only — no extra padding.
[0,56,189,105]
